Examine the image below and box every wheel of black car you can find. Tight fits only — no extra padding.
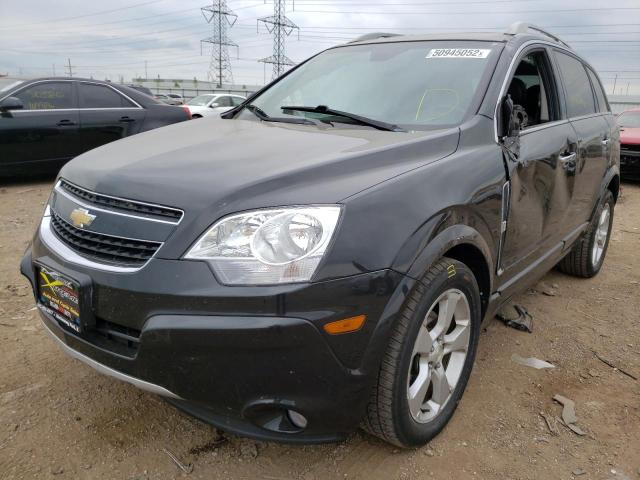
[362,257,481,447]
[558,190,614,278]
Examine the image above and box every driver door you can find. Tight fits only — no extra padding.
[0,80,81,173]
[499,47,579,274]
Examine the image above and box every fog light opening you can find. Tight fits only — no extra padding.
[287,409,308,429]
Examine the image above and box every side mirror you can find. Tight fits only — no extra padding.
[0,96,24,112]
[498,94,517,139]
[209,103,219,108]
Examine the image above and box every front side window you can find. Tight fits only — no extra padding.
[15,82,73,110]
[618,111,640,128]
[506,50,557,129]
[554,51,596,118]
[244,41,500,129]
[79,83,136,108]
[215,96,233,107]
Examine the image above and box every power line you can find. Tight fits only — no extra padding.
[0,0,170,29]
[292,7,640,15]
[0,2,266,32]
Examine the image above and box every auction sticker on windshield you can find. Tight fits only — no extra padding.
[36,266,81,332]
[426,48,491,59]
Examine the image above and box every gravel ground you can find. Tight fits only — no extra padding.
[0,179,638,480]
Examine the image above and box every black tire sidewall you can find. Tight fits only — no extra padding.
[392,259,482,447]
[587,191,614,275]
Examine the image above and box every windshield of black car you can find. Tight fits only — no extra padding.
[0,79,24,93]
[618,111,640,128]
[241,41,499,129]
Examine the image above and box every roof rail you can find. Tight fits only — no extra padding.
[348,32,401,44]
[506,22,571,49]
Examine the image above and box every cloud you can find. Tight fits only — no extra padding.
[0,0,638,93]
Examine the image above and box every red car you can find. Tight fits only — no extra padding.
[618,108,640,181]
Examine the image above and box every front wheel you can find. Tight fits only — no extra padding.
[362,258,481,447]
[558,190,614,278]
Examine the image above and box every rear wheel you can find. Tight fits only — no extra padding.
[558,190,614,278]
[362,258,481,447]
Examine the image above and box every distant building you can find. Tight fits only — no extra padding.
[131,78,262,100]
[608,95,640,114]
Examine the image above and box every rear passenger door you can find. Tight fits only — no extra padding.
[553,51,610,228]
[77,82,146,153]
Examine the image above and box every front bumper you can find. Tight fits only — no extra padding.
[21,233,410,443]
[620,148,640,181]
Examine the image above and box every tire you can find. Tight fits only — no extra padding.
[558,190,614,278]
[362,257,481,447]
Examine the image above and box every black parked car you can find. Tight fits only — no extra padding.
[0,77,191,176]
[21,23,619,447]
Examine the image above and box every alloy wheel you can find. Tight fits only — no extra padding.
[407,288,471,423]
[592,203,611,267]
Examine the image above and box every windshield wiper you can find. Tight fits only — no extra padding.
[280,105,405,132]
[245,103,319,126]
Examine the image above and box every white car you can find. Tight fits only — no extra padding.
[167,93,184,105]
[185,94,245,118]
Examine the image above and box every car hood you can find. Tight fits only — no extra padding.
[61,117,459,239]
[620,127,640,145]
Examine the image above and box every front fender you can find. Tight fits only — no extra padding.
[403,223,494,281]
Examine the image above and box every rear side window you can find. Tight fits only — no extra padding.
[554,51,596,118]
[586,69,609,113]
[15,82,73,110]
[79,83,136,108]
[231,96,244,107]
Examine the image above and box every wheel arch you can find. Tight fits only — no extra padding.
[403,224,495,319]
[607,172,620,203]
[588,166,620,223]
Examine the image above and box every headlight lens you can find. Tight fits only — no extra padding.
[184,206,341,285]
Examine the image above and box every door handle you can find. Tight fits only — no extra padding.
[559,152,576,163]
[56,119,76,126]
[119,116,135,123]
[559,152,577,174]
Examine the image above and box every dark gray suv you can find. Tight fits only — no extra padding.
[21,22,619,447]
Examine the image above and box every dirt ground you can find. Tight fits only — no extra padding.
[0,179,638,480]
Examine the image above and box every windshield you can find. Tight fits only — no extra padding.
[244,41,499,129]
[0,78,24,93]
[619,111,640,128]
[187,95,215,106]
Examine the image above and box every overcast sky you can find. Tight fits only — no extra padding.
[1,0,639,94]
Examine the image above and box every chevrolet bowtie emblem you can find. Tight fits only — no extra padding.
[69,208,96,228]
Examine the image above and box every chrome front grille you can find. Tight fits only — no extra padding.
[49,210,162,267]
[59,179,183,222]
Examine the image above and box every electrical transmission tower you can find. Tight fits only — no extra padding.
[201,0,237,87]
[258,0,299,80]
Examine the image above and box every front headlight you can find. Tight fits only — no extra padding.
[184,206,342,285]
